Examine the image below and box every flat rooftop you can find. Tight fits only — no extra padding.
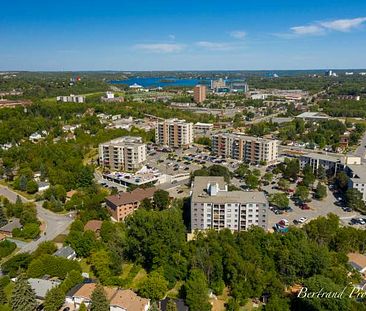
[191,176,268,204]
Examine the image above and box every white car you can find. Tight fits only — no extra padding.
[298,217,308,224]
[358,218,366,225]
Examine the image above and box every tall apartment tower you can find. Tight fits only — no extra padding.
[211,133,278,165]
[155,118,194,148]
[191,176,268,232]
[194,85,206,103]
[99,136,147,172]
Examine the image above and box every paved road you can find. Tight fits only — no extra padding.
[0,185,74,253]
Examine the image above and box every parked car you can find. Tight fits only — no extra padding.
[298,217,308,224]
[342,206,353,212]
[299,203,310,210]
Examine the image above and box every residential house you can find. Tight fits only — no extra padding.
[53,246,77,260]
[28,278,61,300]
[0,218,22,237]
[348,253,366,274]
[84,220,103,237]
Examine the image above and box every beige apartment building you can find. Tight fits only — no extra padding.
[191,176,268,232]
[211,133,278,164]
[99,136,146,171]
[155,118,194,148]
[194,85,206,103]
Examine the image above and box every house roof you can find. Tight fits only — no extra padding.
[28,278,61,299]
[0,218,22,233]
[105,187,157,207]
[66,190,77,198]
[348,253,366,271]
[84,220,103,233]
[53,246,76,258]
[71,283,149,310]
[110,289,150,311]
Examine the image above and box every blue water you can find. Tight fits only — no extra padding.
[109,77,211,87]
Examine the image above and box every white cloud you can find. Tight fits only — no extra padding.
[290,25,325,36]
[134,43,184,53]
[320,17,366,32]
[196,41,233,51]
[280,16,366,38]
[230,30,246,39]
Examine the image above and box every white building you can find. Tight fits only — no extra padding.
[194,122,214,132]
[56,94,85,103]
[299,153,361,175]
[346,164,366,201]
[99,136,147,172]
[155,118,194,148]
[190,176,268,232]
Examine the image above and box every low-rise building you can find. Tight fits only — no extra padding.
[295,111,330,122]
[28,278,61,300]
[53,246,77,260]
[190,176,268,232]
[99,136,147,172]
[194,122,214,133]
[348,252,366,274]
[56,94,85,103]
[0,218,22,237]
[84,220,103,236]
[155,119,194,148]
[66,283,150,311]
[211,133,278,165]
[299,153,361,175]
[346,164,366,201]
[105,187,157,222]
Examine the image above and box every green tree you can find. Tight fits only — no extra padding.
[317,165,327,180]
[0,205,8,227]
[44,286,65,311]
[278,178,290,191]
[269,193,289,209]
[139,271,168,301]
[0,283,7,304]
[153,189,170,210]
[315,183,327,200]
[19,175,28,192]
[185,269,211,311]
[11,277,37,311]
[26,179,38,194]
[32,241,57,258]
[140,198,153,210]
[166,299,178,311]
[346,189,366,213]
[245,174,259,189]
[225,298,240,311]
[283,159,299,180]
[335,171,349,191]
[295,185,309,202]
[90,284,109,311]
[264,295,290,311]
[79,303,87,311]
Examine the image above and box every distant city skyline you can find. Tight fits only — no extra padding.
[1,0,366,71]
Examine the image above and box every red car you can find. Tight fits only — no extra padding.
[300,203,310,210]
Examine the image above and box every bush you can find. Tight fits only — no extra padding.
[0,240,17,259]
[12,223,40,240]
[27,254,81,279]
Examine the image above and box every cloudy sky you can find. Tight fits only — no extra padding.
[1,0,366,70]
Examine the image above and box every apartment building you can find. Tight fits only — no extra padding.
[56,94,85,103]
[99,136,146,171]
[193,85,206,103]
[190,176,268,232]
[346,164,366,201]
[105,187,157,221]
[211,133,278,165]
[155,118,193,148]
[300,153,361,175]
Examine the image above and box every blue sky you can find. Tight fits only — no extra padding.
[1,0,366,70]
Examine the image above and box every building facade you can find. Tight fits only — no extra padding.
[155,119,194,148]
[300,153,361,175]
[105,187,157,222]
[99,136,147,171]
[191,176,268,232]
[346,164,366,201]
[193,85,206,103]
[56,94,85,103]
[211,133,278,164]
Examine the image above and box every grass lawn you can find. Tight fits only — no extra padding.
[80,258,94,277]
[129,268,147,290]
[52,234,67,244]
